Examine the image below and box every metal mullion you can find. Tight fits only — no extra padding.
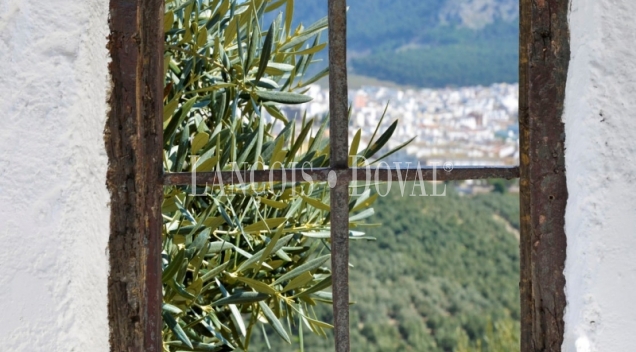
[163,166,520,186]
[328,0,351,351]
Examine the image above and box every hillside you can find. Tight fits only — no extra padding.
[251,184,520,351]
[287,0,519,87]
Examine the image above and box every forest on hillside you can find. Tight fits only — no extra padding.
[350,21,518,87]
[287,0,519,87]
[251,183,520,351]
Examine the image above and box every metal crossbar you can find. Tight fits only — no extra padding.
[163,167,519,186]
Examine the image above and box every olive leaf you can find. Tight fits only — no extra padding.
[161,1,410,350]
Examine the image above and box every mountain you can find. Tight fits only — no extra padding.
[286,0,519,87]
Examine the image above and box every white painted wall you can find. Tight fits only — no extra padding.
[0,0,110,351]
[563,0,636,351]
[0,0,635,350]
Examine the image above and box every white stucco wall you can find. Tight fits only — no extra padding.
[563,0,636,351]
[1,0,635,350]
[0,0,110,351]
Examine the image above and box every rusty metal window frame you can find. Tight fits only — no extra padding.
[106,0,568,351]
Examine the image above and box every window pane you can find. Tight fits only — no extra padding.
[162,1,336,350]
[162,181,337,352]
[294,0,519,168]
[348,84,519,168]
[349,181,520,351]
[163,0,331,175]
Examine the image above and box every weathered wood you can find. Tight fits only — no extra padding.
[519,0,569,351]
[106,0,164,350]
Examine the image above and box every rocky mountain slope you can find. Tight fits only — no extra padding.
[290,0,519,87]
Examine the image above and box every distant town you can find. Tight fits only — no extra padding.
[277,82,520,167]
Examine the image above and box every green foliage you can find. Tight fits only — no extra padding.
[251,185,520,351]
[161,1,405,351]
[347,185,520,351]
[456,318,520,352]
[487,179,517,194]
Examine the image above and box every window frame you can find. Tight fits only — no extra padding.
[105,0,569,351]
